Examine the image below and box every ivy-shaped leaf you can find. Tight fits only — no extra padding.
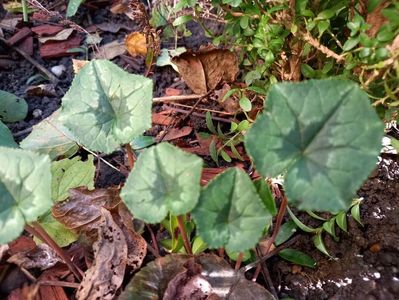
[0,121,18,148]
[245,79,384,212]
[60,60,153,154]
[0,90,28,122]
[20,110,79,160]
[121,143,203,223]
[51,155,95,201]
[0,148,51,244]
[192,168,269,252]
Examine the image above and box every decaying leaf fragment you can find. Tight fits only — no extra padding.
[7,244,61,270]
[72,59,89,74]
[172,49,239,94]
[119,254,274,300]
[52,187,121,230]
[125,32,147,56]
[76,208,128,300]
[114,204,147,270]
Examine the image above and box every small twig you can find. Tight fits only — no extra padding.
[259,190,288,258]
[164,106,233,123]
[0,37,59,83]
[170,102,234,115]
[240,235,300,274]
[297,30,344,62]
[25,223,83,281]
[38,280,80,289]
[153,94,205,102]
[20,266,36,282]
[124,144,135,170]
[12,127,33,138]
[177,215,192,255]
[178,89,214,126]
[82,146,121,173]
[255,246,278,299]
[146,224,160,257]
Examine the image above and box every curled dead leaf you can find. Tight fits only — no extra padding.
[114,205,147,270]
[76,208,128,300]
[7,244,61,270]
[125,32,147,57]
[94,40,126,60]
[173,49,239,94]
[119,254,274,300]
[52,187,121,230]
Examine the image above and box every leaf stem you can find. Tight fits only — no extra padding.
[235,252,244,270]
[252,188,288,280]
[21,0,28,22]
[177,215,192,255]
[25,222,83,281]
[124,143,135,170]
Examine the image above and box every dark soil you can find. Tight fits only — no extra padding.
[273,154,399,300]
[1,2,398,300]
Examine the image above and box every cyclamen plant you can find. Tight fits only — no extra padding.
[0,59,383,260]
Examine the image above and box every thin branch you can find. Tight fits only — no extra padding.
[25,223,83,281]
[153,94,205,102]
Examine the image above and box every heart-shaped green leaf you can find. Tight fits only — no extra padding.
[245,79,383,212]
[0,90,28,122]
[60,60,153,154]
[0,121,18,148]
[20,110,78,160]
[121,143,203,223]
[192,168,270,252]
[0,148,52,244]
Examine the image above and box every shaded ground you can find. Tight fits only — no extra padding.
[0,2,398,299]
[273,154,399,299]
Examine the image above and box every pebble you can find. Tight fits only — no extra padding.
[32,109,42,118]
[51,65,66,77]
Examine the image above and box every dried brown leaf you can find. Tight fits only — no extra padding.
[119,254,274,300]
[125,32,147,56]
[26,84,57,97]
[173,54,207,94]
[158,126,193,141]
[199,49,239,90]
[38,28,74,44]
[76,208,127,300]
[114,205,147,270]
[94,40,126,59]
[163,258,215,300]
[173,49,239,94]
[52,187,121,230]
[7,244,61,270]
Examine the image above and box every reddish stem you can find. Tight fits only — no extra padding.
[235,252,244,270]
[218,248,225,257]
[177,215,192,255]
[25,223,83,281]
[252,188,288,280]
[146,224,160,257]
[124,144,135,171]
